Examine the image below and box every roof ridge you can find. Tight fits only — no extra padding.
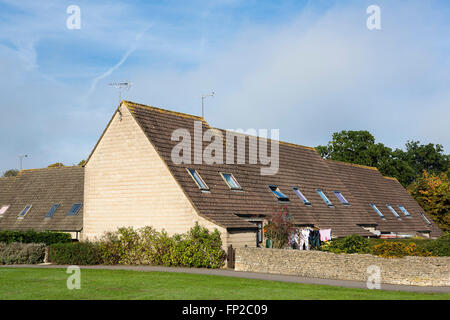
[384,176,399,182]
[216,128,317,152]
[326,159,379,171]
[123,100,204,121]
[18,166,83,175]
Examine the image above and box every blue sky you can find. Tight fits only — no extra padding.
[0,0,449,172]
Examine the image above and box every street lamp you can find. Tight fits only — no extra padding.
[201,91,215,119]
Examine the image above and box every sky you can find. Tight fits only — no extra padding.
[0,0,449,173]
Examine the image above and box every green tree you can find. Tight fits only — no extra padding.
[316,130,449,186]
[2,169,19,177]
[77,160,86,166]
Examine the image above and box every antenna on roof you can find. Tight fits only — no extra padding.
[109,81,132,120]
[109,81,132,105]
[201,91,214,119]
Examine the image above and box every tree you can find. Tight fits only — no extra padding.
[408,170,450,232]
[316,130,449,186]
[48,163,65,168]
[2,169,19,177]
[77,160,86,166]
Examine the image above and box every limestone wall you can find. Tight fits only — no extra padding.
[235,247,450,287]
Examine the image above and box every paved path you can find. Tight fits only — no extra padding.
[2,264,449,294]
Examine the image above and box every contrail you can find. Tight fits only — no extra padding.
[88,26,151,95]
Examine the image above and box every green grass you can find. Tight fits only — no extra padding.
[0,267,449,300]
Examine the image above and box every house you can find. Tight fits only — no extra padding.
[0,166,84,239]
[0,100,443,247]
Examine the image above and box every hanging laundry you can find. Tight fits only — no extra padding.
[309,229,321,250]
[319,229,332,242]
[299,228,310,250]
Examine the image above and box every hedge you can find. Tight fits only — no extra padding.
[49,223,226,268]
[0,230,72,245]
[49,242,103,265]
[0,242,46,264]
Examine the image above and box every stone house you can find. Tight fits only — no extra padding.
[0,101,443,247]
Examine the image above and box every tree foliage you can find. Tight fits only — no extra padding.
[263,206,294,249]
[408,170,450,232]
[316,130,449,186]
[47,162,65,168]
[2,169,19,177]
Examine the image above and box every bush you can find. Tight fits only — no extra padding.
[97,223,226,268]
[0,242,46,264]
[263,206,294,249]
[0,230,72,245]
[423,233,450,256]
[321,234,370,254]
[372,241,432,258]
[49,242,103,265]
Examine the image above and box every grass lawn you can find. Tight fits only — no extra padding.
[0,267,449,300]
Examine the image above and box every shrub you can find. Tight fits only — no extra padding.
[97,223,226,268]
[372,241,432,258]
[321,234,370,254]
[49,242,103,265]
[263,206,294,249]
[0,242,46,264]
[423,233,450,256]
[0,230,72,245]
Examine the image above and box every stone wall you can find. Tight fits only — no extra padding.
[235,247,450,287]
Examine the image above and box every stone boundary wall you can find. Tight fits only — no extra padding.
[235,248,450,287]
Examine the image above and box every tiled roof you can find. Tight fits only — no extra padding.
[327,160,443,237]
[0,166,84,232]
[124,101,390,236]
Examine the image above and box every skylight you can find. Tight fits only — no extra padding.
[220,172,242,190]
[334,191,350,205]
[370,203,385,219]
[18,205,32,219]
[268,185,289,201]
[0,205,9,215]
[316,189,333,206]
[187,168,209,191]
[45,204,60,218]
[398,205,411,217]
[419,213,432,225]
[386,204,401,219]
[293,187,311,205]
[66,203,82,216]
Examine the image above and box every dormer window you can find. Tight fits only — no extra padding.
[187,168,209,191]
[220,172,242,190]
[268,185,289,201]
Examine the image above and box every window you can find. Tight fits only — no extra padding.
[386,204,401,219]
[316,189,333,206]
[268,185,289,201]
[398,205,411,217]
[187,168,209,191]
[66,203,82,216]
[370,203,385,219]
[334,191,350,205]
[293,187,311,205]
[18,205,32,219]
[0,205,10,216]
[420,213,432,225]
[220,172,242,190]
[45,204,60,218]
